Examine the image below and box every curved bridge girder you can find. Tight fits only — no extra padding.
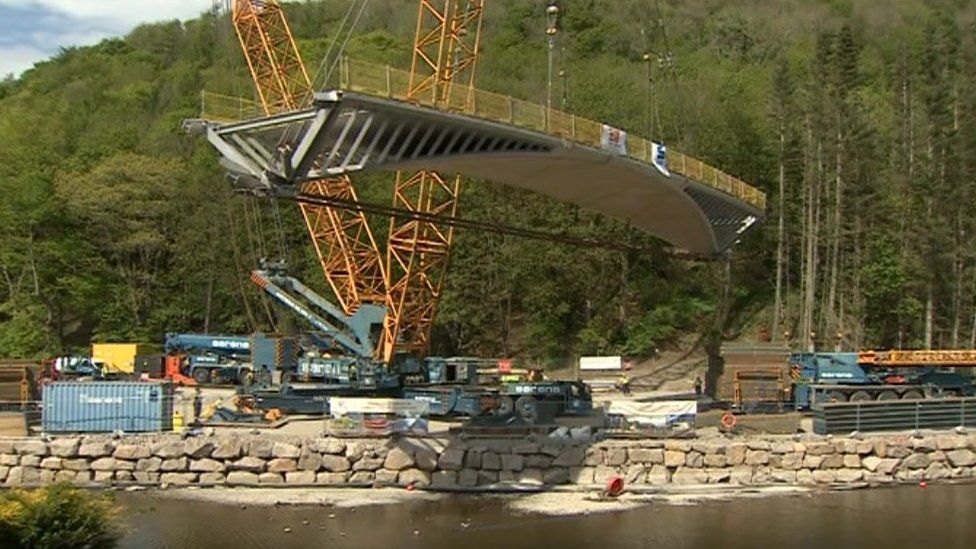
[192,91,764,256]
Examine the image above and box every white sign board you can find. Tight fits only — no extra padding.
[579,356,623,371]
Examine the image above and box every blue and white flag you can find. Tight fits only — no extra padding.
[651,141,670,177]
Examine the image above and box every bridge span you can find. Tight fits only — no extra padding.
[190,60,766,256]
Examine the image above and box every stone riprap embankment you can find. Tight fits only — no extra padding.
[2,431,976,489]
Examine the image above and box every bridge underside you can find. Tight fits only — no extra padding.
[190,91,764,256]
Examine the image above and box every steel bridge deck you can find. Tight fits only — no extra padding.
[190,90,765,256]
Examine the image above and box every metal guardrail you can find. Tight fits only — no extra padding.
[812,397,976,434]
[200,91,264,123]
[199,58,766,211]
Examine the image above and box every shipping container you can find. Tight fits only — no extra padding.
[42,381,174,433]
[91,343,156,374]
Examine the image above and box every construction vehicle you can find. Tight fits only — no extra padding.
[43,356,108,381]
[717,345,976,411]
[163,333,251,385]
[163,332,297,385]
[792,351,976,408]
[91,343,156,374]
[498,381,594,423]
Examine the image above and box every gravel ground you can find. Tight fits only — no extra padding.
[147,483,811,517]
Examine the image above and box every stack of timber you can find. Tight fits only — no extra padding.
[0,360,40,408]
[716,343,791,409]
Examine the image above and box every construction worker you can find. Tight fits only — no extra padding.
[192,387,203,426]
[619,373,631,395]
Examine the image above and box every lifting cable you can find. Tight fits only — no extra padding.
[312,0,369,90]
[223,201,260,331]
[288,192,712,261]
[652,0,683,144]
[267,196,289,263]
[240,195,279,331]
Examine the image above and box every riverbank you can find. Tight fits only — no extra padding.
[143,482,814,516]
[2,429,975,493]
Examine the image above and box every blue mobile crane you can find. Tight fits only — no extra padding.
[163,332,297,385]
[243,261,594,421]
[791,351,976,409]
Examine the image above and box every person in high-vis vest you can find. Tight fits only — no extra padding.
[618,373,631,395]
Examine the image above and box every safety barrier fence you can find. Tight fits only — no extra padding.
[812,397,976,434]
[200,58,766,210]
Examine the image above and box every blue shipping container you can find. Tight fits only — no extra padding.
[42,381,174,433]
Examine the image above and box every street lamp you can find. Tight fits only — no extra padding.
[546,2,559,118]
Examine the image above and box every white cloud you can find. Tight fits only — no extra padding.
[0,0,206,28]
[0,0,206,27]
[0,0,212,76]
[0,43,48,76]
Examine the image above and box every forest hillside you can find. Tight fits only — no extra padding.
[1,0,975,364]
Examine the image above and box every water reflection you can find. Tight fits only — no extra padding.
[119,484,976,549]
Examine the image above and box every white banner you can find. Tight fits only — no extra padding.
[580,356,623,371]
[651,141,670,176]
[329,397,430,416]
[606,400,696,428]
[328,397,429,436]
[601,124,628,155]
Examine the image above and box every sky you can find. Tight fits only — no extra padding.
[0,0,209,77]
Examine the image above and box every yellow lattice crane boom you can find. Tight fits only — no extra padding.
[380,0,485,362]
[230,0,387,313]
[858,350,976,367]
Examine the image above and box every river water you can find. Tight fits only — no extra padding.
[117,484,976,548]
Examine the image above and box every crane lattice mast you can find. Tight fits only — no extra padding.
[380,0,485,362]
[230,0,388,314]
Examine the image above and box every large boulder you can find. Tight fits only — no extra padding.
[160,472,196,485]
[266,458,297,473]
[285,471,317,484]
[415,450,438,472]
[151,441,184,459]
[184,439,214,459]
[437,449,464,471]
[315,439,347,455]
[14,440,48,457]
[212,439,243,460]
[228,456,266,472]
[321,455,351,472]
[271,442,301,459]
[297,452,323,472]
[384,447,415,471]
[946,449,976,468]
[114,445,151,460]
[902,453,931,469]
[399,468,431,487]
[190,459,225,473]
[227,471,260,485]
[49,439,80,458]
[80,442,114,458]
[553,447,586,467]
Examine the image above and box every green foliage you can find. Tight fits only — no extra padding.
[1,0,975,362]
[0,483,122,549]
[861,238,922,347]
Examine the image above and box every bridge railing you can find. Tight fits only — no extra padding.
[200,91,265,122]
[199,60,765,211]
